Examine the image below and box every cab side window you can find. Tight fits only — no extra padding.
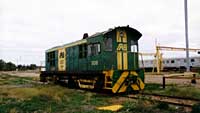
[79,44,87,58]
[59,52,64,58]
[88,43,101,56]
[131,40,138,52]
[47,51,56,66]
[104,38,112,51]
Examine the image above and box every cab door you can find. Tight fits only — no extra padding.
[58,48,66,71]
[116,30,128,70]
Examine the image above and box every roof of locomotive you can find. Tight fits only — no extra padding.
[87,26,142,39]
[46,26,142,52]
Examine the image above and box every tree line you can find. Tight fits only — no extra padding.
[0,59,37,71]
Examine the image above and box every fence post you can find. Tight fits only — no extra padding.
[163,76,165,89]
[191,74,196,84]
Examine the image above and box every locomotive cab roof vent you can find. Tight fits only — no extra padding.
[83,33,89,39]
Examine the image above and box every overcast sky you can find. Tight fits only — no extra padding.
[0,0,200,65]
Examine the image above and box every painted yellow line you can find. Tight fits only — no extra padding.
[131,84,140,90]
[112,71,129,93]
[131,78,145,90]
[58,48,66,71]
[122,31,127,43]
[118,83,128,93]
[96,105,123,111]
[130,71,138,76]
[116,30,122,42]
[117,51,122,70]
[123,52,128,70]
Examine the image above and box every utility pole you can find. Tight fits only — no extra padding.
[184,0,190,72]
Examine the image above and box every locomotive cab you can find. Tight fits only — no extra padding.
[101,27,145,93]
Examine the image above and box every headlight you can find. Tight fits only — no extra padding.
[120,31,124,38]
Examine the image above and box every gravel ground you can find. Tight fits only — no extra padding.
[0,71,39,77]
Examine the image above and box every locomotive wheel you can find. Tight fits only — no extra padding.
[68,77,79,88]
[40,74,47,82]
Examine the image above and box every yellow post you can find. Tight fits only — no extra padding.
[156,46,162,75]
[156,46,160,74]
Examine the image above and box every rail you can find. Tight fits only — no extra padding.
[128,93,200,108]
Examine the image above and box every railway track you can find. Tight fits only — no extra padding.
[22,79,200,109]
[127,93,200,108]
[10,76,199,109]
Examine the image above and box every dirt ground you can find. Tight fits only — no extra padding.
[0,71,39,77]
[145,74,200,88]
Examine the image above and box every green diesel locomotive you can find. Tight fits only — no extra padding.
[40,26,145,93]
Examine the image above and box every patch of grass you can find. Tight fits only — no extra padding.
[0,84,191,113]
[0,84,113,113]
[0,74,196,113]
[121,99,180,113]
[89,94,111,106]
[0,85,70,112]
[0,74,33,85]
[144,83,162,90]
[144,83,200,100]
[0,95,66,113]
[156,102,169,110]
[156,85,200,100]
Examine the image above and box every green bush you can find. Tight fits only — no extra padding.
[156,102,169,110]
[192,103,200,113]
[0,60,16,71]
